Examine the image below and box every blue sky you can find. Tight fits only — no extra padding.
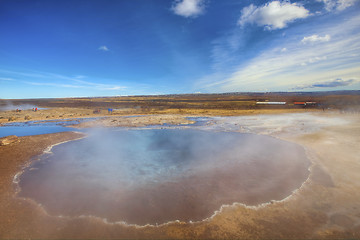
[0,0,359,98]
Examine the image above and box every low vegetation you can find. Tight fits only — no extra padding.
[0,91,359,123]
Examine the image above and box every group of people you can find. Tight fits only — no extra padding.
[15,107,38,112]
[94,108,114,114]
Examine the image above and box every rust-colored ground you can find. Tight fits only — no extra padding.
[0,113,360,239]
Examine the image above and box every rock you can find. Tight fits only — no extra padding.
[24,115,31,120]
[8,116,17,121]
[0,135,20,146]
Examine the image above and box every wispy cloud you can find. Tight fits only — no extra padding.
[238,1,310,30]
[98,45,109,51]
[0,69,126,91]
[71,78,126,90]
[0,77,14,81]
[171,0,205,18]
[24,80,126,90]
[104,86,124,90]
[302,34,331,44]
[199,13,360,92]
[316,0,358,11]
[24,81,83,89]
[301,56,328,66]
[293,78,357,89]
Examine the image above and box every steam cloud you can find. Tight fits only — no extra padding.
[18,128,310,225]
[0,100,39,111]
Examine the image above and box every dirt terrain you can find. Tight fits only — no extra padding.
[1,91,359,124]
[0,111,359,239]
[70,115,195,128]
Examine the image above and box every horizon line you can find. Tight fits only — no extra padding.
[1,90,359,100]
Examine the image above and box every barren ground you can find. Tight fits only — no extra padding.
[0,112,359,239]
[2,91,359,124]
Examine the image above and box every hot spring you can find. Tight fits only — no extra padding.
[18,129,311,225]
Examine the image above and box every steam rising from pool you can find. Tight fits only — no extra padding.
[18,129,310,225]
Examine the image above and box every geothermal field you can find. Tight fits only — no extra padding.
[0,93,360,239]
[2,0,360,237]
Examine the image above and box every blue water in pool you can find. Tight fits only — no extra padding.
[18,128,311,225]
[0,117,208,138]
[0,125,77,138]
[0,119,90,138]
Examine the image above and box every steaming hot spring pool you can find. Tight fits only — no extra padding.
[17,129,311,225]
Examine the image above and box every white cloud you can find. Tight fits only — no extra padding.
[238,1,310,30]
[317,0,358,11]
[281,48,287,52]
[172,0,205,18]
[98,46,109,51]
[302,34,331,44]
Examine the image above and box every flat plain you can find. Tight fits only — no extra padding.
[0,91,359,239]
